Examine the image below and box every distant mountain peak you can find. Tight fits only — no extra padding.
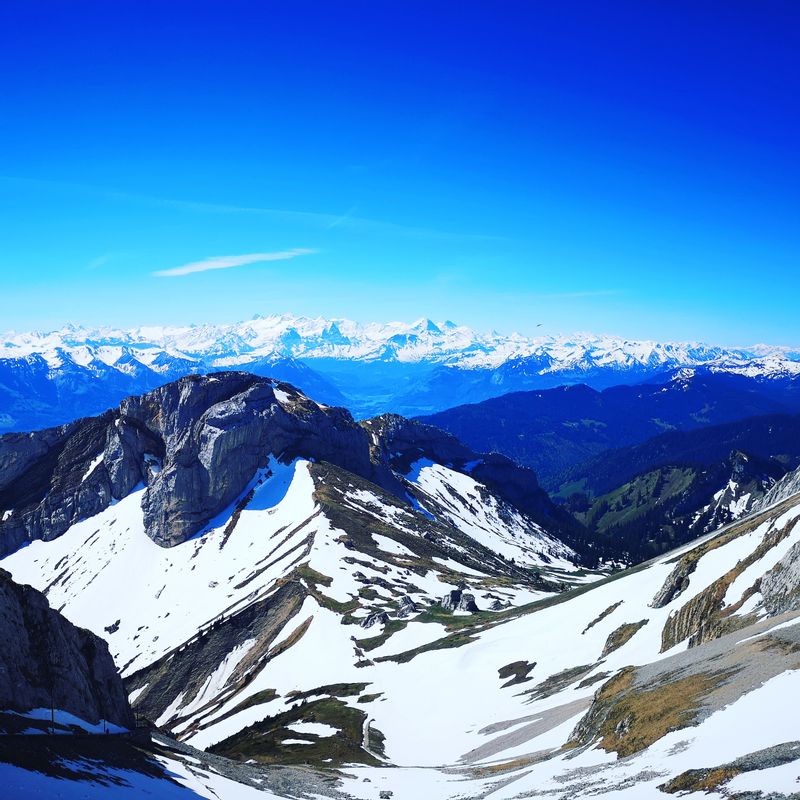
[3,313,797,372]
[1,313,799,432]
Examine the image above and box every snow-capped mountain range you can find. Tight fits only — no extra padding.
[2,313,799,430]
[4,313,799,370]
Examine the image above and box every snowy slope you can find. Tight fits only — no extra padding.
[406,459,576,569]
[5,463,800,796]
[2,446,588,759]
[3,371,800,797]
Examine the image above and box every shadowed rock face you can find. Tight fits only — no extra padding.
[0,409,160,556]
[0,567,133,729]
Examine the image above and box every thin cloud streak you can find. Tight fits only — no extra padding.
[538,289,622,299]
[153,249,315,278]
[0,175,506,242]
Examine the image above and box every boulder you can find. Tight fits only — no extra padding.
[396,595,419,618]
[361,611,389,629]
[441,588,479,613]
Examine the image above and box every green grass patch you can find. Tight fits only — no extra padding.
[209,696,383,767]
[355,619,407,652]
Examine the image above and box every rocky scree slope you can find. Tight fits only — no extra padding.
[362,412,591,559]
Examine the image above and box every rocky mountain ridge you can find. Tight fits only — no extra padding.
[0,372,582,559]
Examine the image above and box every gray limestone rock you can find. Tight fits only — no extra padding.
[0,373,379,552]
[361,611,390,629]
[396,595,419,618]
[441,588,479,613]
[760,541,800,615]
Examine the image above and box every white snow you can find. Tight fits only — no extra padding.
[3,430,800,798]
[3,457,319,675]
[9,708,127,735]
[127,684,148,704]
[272,387,292,404]
[81,453,104,482]
[2,313,797,377]
[370,533,416,557]
[286,721,338,737]
[408,459,577,570]
[724,517,800,608]
[727,756,800,793]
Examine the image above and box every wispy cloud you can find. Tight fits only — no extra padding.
[153,249,315,278]
[86,251,129,270]
[537,289,622,299]
[326,205,359,230]
[0,175,507,242]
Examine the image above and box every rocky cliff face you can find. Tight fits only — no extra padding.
[0,567,133,730]
[754,462,800,512]
[0,373,387,553]
[761,540,800,615]
[121,374,377,547]
[0,372,581,555]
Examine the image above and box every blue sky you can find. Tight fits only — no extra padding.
[0,1,798,345]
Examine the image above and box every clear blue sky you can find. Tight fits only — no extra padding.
[1,1,798,345]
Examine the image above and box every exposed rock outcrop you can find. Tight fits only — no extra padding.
[396,595,419,617]
[361,611,390,629]
[125,375,375,547]
[753,463,800,512]
[760,540,800,615]
[0,567,133,730]
[125,581,307,732]
[441,588,479,613]
[659,520,794,651]
[1,372,582,559]
[0,374,383,552]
